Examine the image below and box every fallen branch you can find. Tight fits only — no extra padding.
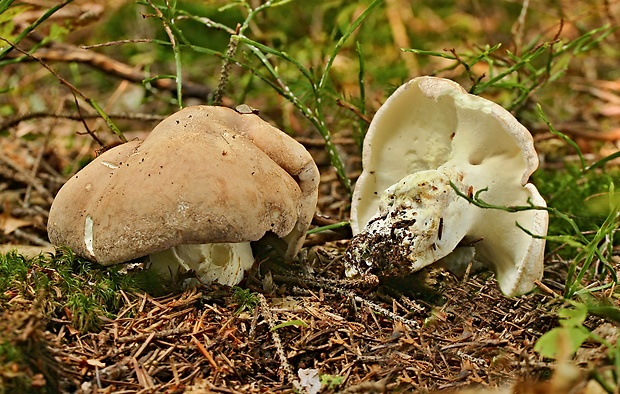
[1,111,165,131]
[0,152,54,205]
[275,273,421,329]
[1,38,128,143]
[116,327,192,343]
[5,42,211,99]
[257,293,303,393]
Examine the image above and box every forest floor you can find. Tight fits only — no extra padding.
[1,1,620,393]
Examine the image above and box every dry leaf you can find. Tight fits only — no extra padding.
[0,215,33,234]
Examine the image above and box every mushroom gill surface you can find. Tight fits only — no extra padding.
[346,77,548,296]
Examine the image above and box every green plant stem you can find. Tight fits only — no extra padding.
[451,181,618,298]
[145,0,183,108]
[0,38,127,143]
[88,100,127,143]
[230,2,384,195]
[538,104,586,169]
[234,35,352,194]
[307,221,350,235]
[0,0,73,59]
[0,0,17,14]
[404,24,612,111]
[472,43,548,95]
[211,0,295,104]
[316,0,383,93]
[591,371,616,394]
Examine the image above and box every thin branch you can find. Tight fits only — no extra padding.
[0,153,54,205]
[276,273,420,329]
[1,112,165,131]
[0,0,73,59]
[336,98,372,124]
[4,42,211,99]
[13,229,53,247]
[144,0,183,108]
[115,327,192,343]
[23,126,51,209]
[80,39,155,49]
[72,94,104,147]
[257,293,303,392]
[0,38,127,143]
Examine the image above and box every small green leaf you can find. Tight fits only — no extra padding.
[46,23,69,42]
[320,374,345,389]
[534,326,590,359]
[0,5,31,40]
[0,4,29,24]
[0,0,18,14]
[306,221,350,235]
[584,192,620,216]
[558,304,588,327]
[271,320,308,331]
[586,304,620,323]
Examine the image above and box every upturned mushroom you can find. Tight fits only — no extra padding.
[48,106,319,286]
[346,77,548,296]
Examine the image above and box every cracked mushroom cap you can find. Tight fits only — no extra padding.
[349,77,548,296]
[48,106,319,266]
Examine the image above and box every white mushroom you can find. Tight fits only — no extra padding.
[347,77,548,296]
[48,106,320,286]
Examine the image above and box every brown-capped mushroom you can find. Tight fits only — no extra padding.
[48,106,319,286]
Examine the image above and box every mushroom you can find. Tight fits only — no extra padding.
[346,77,548,296]
[48,106,319,286]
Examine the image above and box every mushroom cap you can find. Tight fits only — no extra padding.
[351,77,540,234]
[48,106,319,265]
[349,77,548,296]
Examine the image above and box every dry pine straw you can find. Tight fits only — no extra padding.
[6,253,614,394]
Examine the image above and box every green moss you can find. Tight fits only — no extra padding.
[0,248,179,392]
[0,251,28,295]
[0,249,164,332]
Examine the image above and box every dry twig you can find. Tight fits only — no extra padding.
[5,42,210,99]
[257,293,303,393]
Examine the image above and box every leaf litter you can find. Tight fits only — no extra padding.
[1,1,620,392]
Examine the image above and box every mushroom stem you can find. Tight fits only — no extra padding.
[346,163,547,296]
[346,167,470,278]
[149,242,255,286]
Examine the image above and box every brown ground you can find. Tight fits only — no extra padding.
[2,1,620,393]
[2,244,617,393]
[1,125,617,392]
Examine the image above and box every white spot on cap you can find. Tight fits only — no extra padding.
[101,161,119,169]
[84,215,95,258]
